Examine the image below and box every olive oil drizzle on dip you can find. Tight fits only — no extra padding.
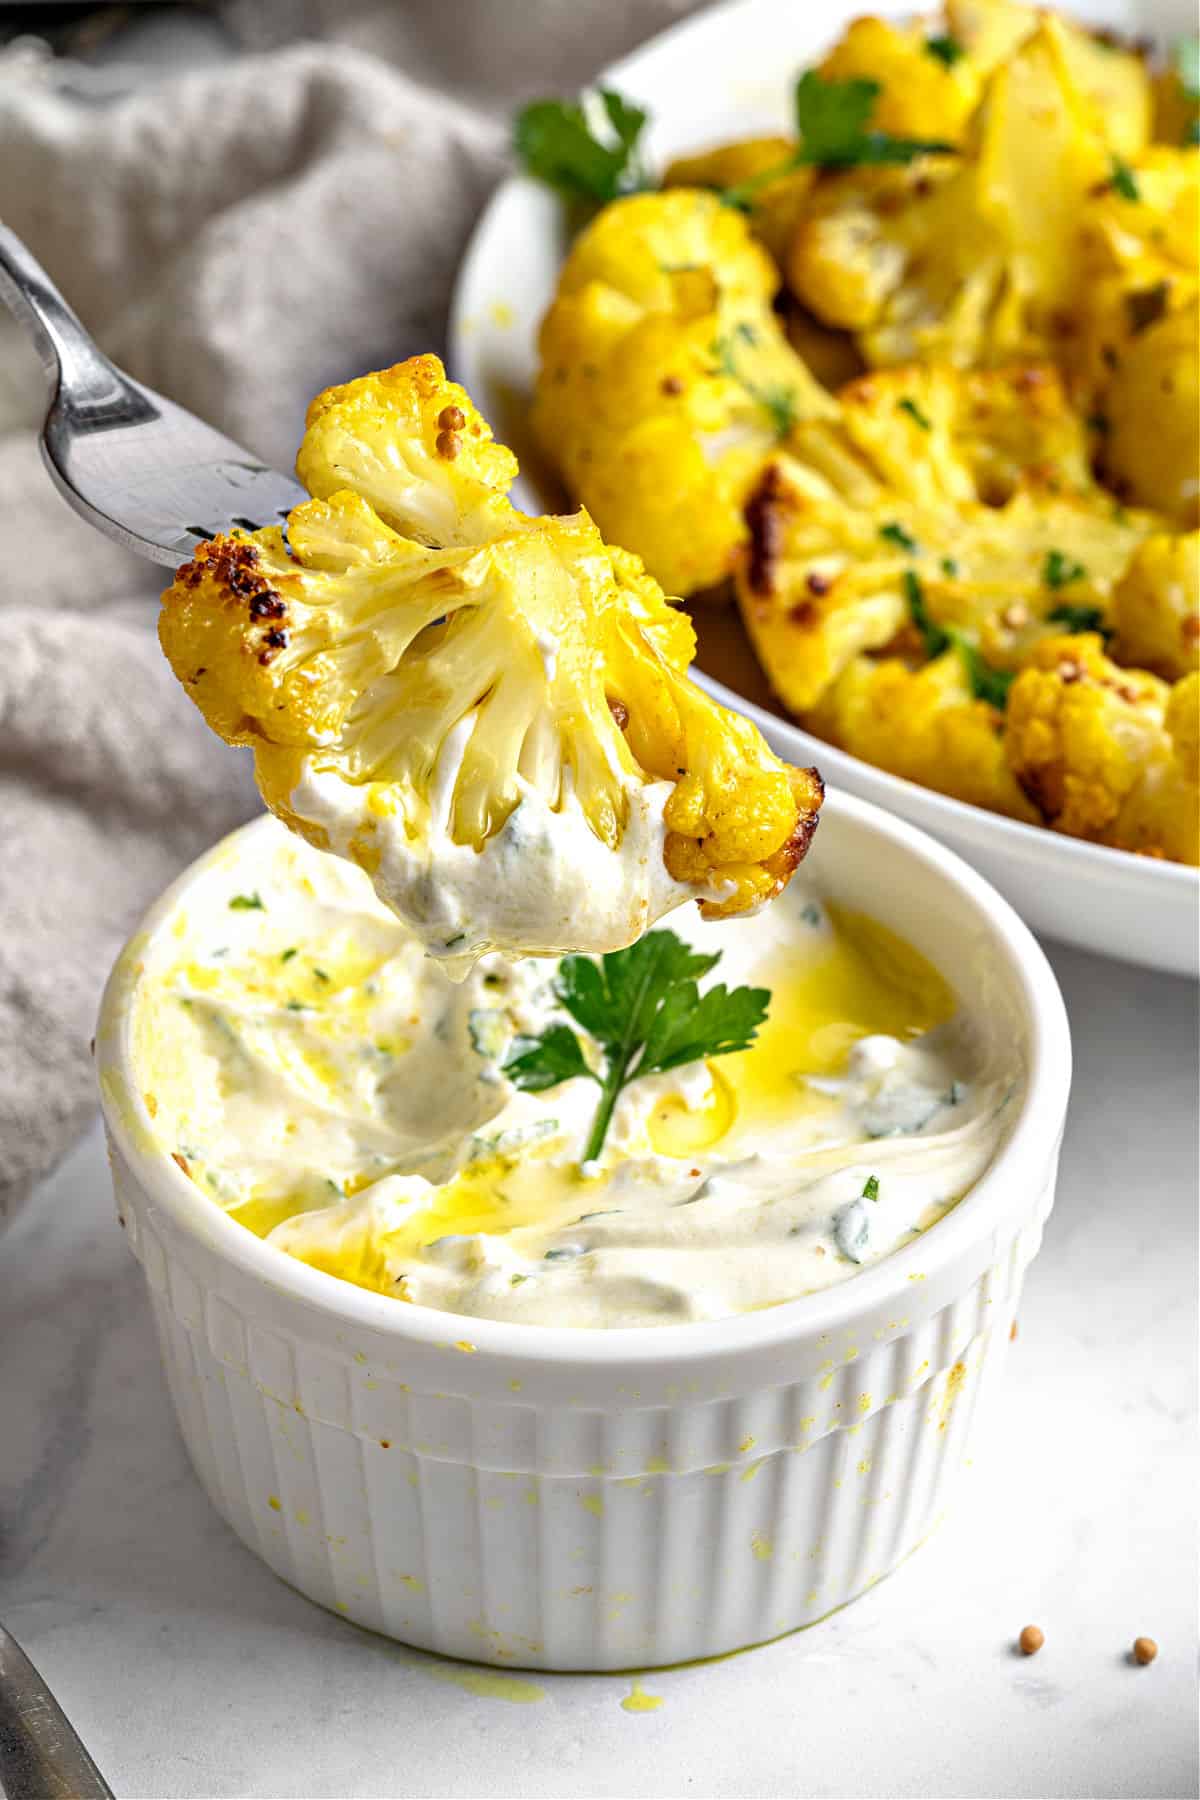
[133,825,1018,1327]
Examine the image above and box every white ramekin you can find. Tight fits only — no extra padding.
[96,793,1070,1671]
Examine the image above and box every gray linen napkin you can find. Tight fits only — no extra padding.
[0,29,495,1220]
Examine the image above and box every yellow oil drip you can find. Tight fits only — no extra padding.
[621,1678,664,1713]
[430,1668,545,1704]
[647,1061,736,1156]
[382,1153,559,1254]
[228,1189,322,1240]
[720,905,954,1122]
[644,908,953,1153]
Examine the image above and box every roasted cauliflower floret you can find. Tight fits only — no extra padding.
[1115,671,1200,865]
[817,14,982,147]
[946,0,1151,157]
[735,363,1151,715]
[1003,634,1198,860]
[788,22,1108,370]
[1097,297,1200,528]
[532,189,836,595]
[663,137,814,266]
[1110,533,1200,683]
[806,649,1039,822]
[552,185,779,314]
[297,356,518,547]
[1077,146,1198,279]
[160,357,823,961]
[1070,148,1199,524]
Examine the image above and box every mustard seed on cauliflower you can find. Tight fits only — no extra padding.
[160,356,823,962]
[1004,635,1198,862]
[532,189,836,596]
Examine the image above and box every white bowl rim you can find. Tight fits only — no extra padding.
[97,789,1071,1369]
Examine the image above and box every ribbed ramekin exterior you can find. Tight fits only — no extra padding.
[108,1135,1057,1670]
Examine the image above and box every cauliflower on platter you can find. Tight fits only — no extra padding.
[531,190,837,597]
[1069,147,1200,525]
[816,14,982,149]
[1005,638,1199,862]
[160,356,823,963]
[788,22,1112,371]
[517,6,1195,869]
[796,0,1149,163]
[1110,534,1200,682]
[735,363,1153,716]
[945,0,1151,157]
[662,137,814,267]
[731,360,1200,854]
[806,648,1039,822]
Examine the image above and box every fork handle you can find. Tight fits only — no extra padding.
[0,1624,114,1799]
[0,224,121,407]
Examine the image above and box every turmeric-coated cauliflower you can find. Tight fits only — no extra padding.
[295,361,518,547]
[532,189,836,596]
[1098,299,1199,529]
[1004,636,1198,862]
[945,0,1151,157]
[1110,534,1200,683]
[735,363,1152,715]
[160,356,823,962]
[817,14,982,148]
[802,0,1149,163]
[1069,147,1199,524]
[663,137,814,267]
[806,649,1039,822]
[788,22,1109,371]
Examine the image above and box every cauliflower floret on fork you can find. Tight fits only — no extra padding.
[160,356,823,963]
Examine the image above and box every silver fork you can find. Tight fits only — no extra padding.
[0,224,306,568]
[0,1620,114,1798]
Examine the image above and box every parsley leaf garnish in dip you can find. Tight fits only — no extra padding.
[504,930,769,1163]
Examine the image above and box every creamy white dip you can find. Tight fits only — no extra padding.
[132,823,1018,1327]
[290,757,702,966]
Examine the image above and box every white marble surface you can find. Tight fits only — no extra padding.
[2,938,1196,1800]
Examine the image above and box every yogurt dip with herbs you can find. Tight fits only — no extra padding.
[131,822,1018,1327]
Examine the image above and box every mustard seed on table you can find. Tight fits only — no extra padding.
[1018,1625,1044,1656]
[1132,1637,1158,1666]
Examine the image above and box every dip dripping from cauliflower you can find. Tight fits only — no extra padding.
[159,356,823,962]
